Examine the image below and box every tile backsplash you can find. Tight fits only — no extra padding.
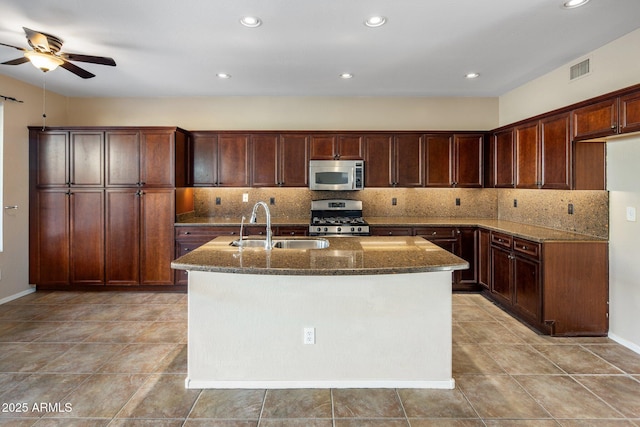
[192,187,609,238]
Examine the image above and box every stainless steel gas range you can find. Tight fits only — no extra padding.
[308,199,370,236]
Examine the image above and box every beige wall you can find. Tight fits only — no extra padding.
[66,96,498,131]
[499,28,640,126]
[0,75,67,301]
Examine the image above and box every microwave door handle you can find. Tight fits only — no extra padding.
[352,167,356,190]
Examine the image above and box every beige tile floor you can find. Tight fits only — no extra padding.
[0,291,639,426]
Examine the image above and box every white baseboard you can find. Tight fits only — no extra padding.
[185,377,456,390]
[608,332,640,355]
[0,287,36,305]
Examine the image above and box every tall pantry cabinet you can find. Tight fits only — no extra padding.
[29,127,188,290]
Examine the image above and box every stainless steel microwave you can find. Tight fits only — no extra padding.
[309,160,364,191]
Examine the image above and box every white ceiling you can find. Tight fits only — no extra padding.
[1,0,639,98]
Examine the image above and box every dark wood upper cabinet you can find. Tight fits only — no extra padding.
[140,130,176,187]
[363,134,394,187]
[106,130,141,186]
[424,134,453,187]
[572,98,618,140]
[217,134,251,187]
[70,131,104,187]
[252,134,308,187]
[620,91,640,134]
[192,133,217,186]
[33,131,69,187]
[279,134,309,186]
[454,134,484,188]
[491,128,515,188]
[515,122,540,189]
[310,134,363,160]
[394,134,424,187]
[540,113,571,190]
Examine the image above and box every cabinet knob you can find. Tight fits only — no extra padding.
[432,231,437,235]
[290,231,295,235]
[521,245,527,250]
[184,231,191,235]
[388,231,393,235]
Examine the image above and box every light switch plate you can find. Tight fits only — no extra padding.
[626,206,636,222]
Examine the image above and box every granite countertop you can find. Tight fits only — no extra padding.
[171,236,469,276]
[176,217,606,242]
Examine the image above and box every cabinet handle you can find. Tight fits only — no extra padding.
[3,205,18,210]
[521,245,527,250]
[184,248,192,252]
[183,231,191,235]
[611,124,617,130]
[230,231,236,235]
[432,231,437,235]
[290,231,295,235]
[388,231,393,235]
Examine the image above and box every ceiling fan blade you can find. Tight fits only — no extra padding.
[61,52,116,66]
[23,27,54,52]
[60,59,95,79]
[0,42,27,52]
[2,57,30,65]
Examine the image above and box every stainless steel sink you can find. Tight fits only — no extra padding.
[273,239,330,249]
[229,239,271,249]
[230,238,329,250]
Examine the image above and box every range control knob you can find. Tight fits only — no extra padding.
[323,227,328,232]
[350,227,355,232]
[337,227,342,232]
[357,227,362,232]
[316,227,322,232]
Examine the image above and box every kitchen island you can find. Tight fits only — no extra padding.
[172,235,468,389]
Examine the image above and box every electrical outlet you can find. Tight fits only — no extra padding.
[242,193,249,203]
[270,197,275,205]
[392,198,397,206]
[627,206,637,222]
[303,327,315,345]
[513,199,518,208]
[568,203,574,215]
[455,198,460,206]
[215,197,221,205]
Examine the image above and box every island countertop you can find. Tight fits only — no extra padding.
[171,235,469,276]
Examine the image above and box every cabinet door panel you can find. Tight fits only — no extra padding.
[70,131,104,186]
[458,228,477,284]
[620,91,640,134]
[455,134,484,188]
[424,134,453,187]
[252,134,279,187]
[337,135,364,159]
[394,134,424,187]
[280,134,309,186]
[106,131,140,186]
[515,122,540,188]
[35,132,69,187]
[140,189,175,285]
[364,134,393,187]
[513,256,541,322]
[309,135,336,160]
[478,229,491,289]
[370,227,413,236]
[193,134,217,186]
[70,189,104,284]
[218,134,251,187]
[540,114,571,189]
[572,98,618,140]
[106,189,140,284]
[491,246,512,304]
[140,130,175,187]
[33,190,70,285]
[491,129,515,187]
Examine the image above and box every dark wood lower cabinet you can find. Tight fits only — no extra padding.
[486,231,607,336]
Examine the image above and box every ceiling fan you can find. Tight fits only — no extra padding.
[0,27,115,78]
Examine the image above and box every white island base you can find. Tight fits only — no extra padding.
[185,270,454,389]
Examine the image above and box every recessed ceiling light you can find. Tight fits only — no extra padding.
[563,0,589,9]
[364,16,387,27]
[465,72,480,79]
[240,16,262,27]
[216,73,231,79]
[339,73,354,79]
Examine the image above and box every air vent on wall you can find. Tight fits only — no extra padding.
[570,58,590,80]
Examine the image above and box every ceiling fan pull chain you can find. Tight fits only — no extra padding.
[41,74,47,130]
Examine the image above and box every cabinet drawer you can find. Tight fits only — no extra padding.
[513,238,540,259]
[370,227,413,236]
[276,226,309,236]
[175,226,239,238]
[491,232,513,249]
[414,227,457,239]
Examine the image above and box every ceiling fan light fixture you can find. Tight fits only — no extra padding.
[240,16,262,27]
[563,0,589,9]
[364,16,387,27]
[24,50,64,72]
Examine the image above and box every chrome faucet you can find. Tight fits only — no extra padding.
[249,201,272,249]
